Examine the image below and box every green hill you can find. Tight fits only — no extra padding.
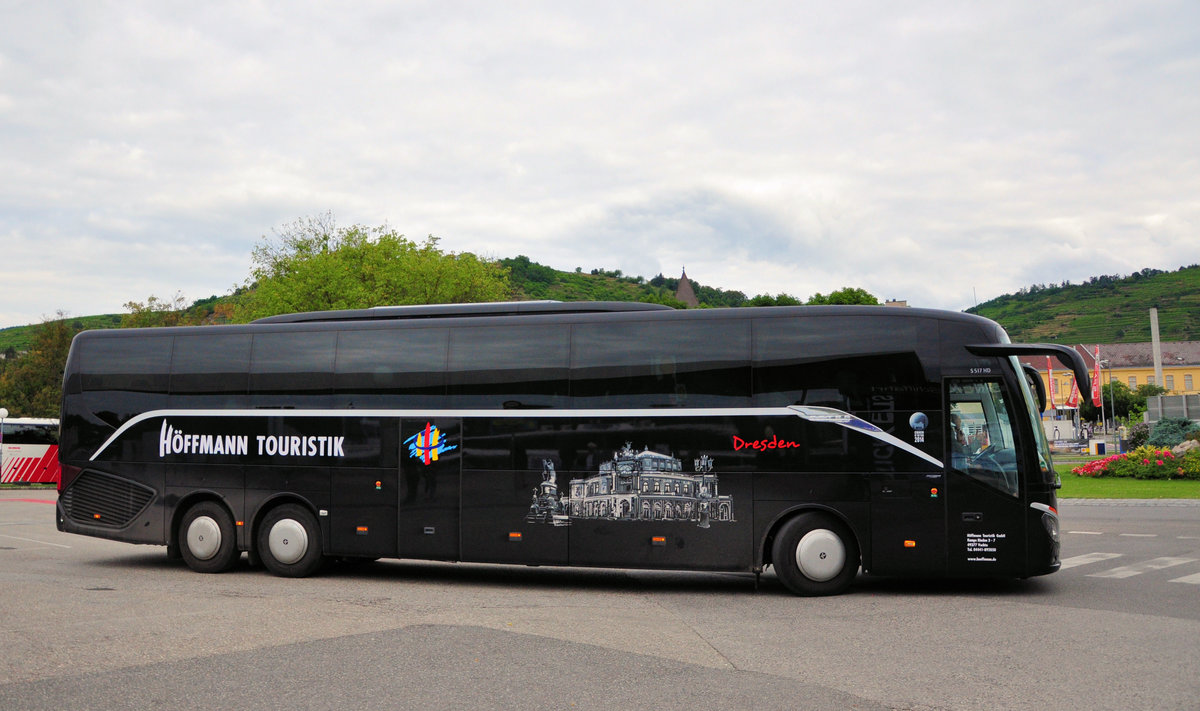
[0,314,122,355]
[19,258,1192,351]
[498,256,789,307]
[966,265,1200,343]
[0,260,794,353]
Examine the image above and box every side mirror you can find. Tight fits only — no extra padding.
[1021,363,1047,413]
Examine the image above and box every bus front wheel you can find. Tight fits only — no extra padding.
[179,501,240,574]
[256,503,325,578]
[772,512,859,596]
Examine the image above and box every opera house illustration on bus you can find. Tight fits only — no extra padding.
[526,443,734,528]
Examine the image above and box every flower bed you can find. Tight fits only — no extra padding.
[1071,445,1200,480]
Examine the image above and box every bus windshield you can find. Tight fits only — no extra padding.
[1012,356,1056,487]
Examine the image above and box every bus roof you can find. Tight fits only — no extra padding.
[252,300,673,324]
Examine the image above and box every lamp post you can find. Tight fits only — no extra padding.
[0,407,7,476]
[1100,360,1117,451]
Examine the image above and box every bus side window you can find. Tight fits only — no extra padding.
[448,324,570,408]
[250,331,336,407]
[948,380,1019,497]
[571,320,750,408]
[170,333,251,408]
[335,327,449,408]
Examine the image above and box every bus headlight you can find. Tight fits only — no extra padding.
[1041,511,1059,544]
[1031,502,1060,563]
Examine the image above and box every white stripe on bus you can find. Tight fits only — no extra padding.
[88,406,946,468]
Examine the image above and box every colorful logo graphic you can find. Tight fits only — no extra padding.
[405,423,457,465]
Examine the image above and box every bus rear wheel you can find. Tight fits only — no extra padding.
[772,512,859,596]
[256,503,325,578]
[179,501,239,574]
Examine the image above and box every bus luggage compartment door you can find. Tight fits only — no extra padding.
[868,473,946,575]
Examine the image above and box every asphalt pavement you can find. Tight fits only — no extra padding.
[1,491,1197,711]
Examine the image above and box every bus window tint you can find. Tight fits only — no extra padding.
[949,380,1019,497]
[571,320,751,407]
[170,334,250,406]
[335,327,448,408]
[447,324,569,407]
[78,335,172,393]
[753,317,930,410]
[250,331,336,406]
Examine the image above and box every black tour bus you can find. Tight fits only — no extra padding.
[56,301,1089,595]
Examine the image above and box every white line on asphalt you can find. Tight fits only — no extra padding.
[1067,531,1104,535]
[1088,557,1197,579]
[1169,572,1200,585]
[0,533,72,549]
[1059,552,1122,569]
[1118,533,1157,538]
[1179,536,1200,540]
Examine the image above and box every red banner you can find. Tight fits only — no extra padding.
[1065,376,1080,408]
[1091,345,1103,407]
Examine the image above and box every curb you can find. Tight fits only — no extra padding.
[1059,498,1200,507]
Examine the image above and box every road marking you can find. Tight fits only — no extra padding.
[0,533,72,549]
[1169,572,1200,585]
[1059,552,1122,569]
[1179,536,1200,541]
[1118,533,1157,538]
[1067,531,1103,535]
[1088,557,1197,579]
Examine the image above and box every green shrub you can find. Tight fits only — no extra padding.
[1147,418,1200,447]
[1177,449,1200,479]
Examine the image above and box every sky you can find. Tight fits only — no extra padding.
[2,1,1198,328]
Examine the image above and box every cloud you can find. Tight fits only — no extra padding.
[1,1,1198,326]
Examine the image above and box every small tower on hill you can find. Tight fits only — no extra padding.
[675,268,700,308]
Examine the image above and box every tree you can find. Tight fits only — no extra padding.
[747,293,803,306]
[236,214,511,321]
[1079,381,1167,423]
[0,312,78,417]
[806,287,880,305]
[122,292,191,328]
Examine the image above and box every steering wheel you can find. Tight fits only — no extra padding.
[968,445,1002,477]
[971,443,996,461]
[967,446,1017,494]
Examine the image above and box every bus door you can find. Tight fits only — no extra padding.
[396,419,461,561]
[945,379,1026,576]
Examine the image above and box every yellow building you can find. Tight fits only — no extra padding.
[1036,343,1200,398]
[1018,342,1200,439]
[1022,342,1200,413]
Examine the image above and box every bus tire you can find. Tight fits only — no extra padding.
[179,501,239,574]
[772,512,859,596]
[256,503,325,578]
